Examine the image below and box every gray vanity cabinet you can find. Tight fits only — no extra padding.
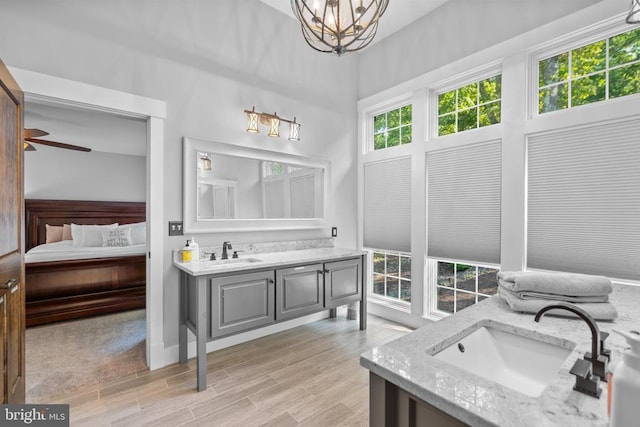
[324,258,362,309]
[210,271,275,338]
[275,264,324,321]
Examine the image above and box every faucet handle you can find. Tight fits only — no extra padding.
[584,352,609,381]
[570,359,601,398]
[599,331,611,360]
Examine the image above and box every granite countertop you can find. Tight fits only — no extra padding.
[174,247,365,276]
[361,283,640,427]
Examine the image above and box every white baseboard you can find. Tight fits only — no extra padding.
[367,299,431,329]
[163,311,330,365]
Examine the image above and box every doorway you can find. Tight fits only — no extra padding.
[10,67,167,375]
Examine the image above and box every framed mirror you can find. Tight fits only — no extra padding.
[183,137,331,233]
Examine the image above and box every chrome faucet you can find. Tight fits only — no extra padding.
[221,241,232,260]
[534,302,608,398]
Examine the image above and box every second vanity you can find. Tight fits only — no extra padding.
[361,283,640,426]
[174,247,367,391]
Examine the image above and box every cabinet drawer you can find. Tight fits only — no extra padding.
[324,257,362,309]
[276,264,324,321]
[210,271,275,338]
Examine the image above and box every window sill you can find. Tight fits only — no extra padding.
[367,295,430,329]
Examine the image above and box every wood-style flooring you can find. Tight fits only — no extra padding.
[48,313,412,426]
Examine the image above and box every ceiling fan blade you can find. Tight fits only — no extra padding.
[23,141,36,151]
[25,137,91,152]
[24,128,49,139]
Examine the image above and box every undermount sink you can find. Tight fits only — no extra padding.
[202,257,262,266]
[432,321,574,397]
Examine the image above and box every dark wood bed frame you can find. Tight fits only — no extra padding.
[25,199,147,327]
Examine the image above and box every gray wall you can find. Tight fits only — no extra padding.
[357,0,601,98]
[0,0,358,348]
[25,145,146,202]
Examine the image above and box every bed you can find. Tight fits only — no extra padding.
[25,199,147,327]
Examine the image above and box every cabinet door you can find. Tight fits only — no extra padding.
[210,271,275,338]
[276,264,323,321]
[324,257,362,309]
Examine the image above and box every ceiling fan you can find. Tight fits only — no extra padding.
[23,128,91,152]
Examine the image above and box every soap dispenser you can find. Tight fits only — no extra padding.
[181,240,193,263]
[610,330,640,427]
[189,237,199,261]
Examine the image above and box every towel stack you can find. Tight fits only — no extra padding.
[497,271,618,321]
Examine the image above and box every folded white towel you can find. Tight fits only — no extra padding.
[497,271,612,296]
[498,280,609,303]
[498,288,618,321]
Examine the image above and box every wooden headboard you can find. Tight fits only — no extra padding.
[25,199,146,251]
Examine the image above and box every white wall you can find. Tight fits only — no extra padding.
[357,0,601,99]
[25,145,146,202]
[0,0,358,349]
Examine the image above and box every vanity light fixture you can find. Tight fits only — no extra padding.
[244,107,302,141]
[627,0,640,23]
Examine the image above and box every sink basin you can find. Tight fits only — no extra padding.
[202,258,262,266]
[432,322,573,397]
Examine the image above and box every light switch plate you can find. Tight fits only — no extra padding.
[169,221,184,236]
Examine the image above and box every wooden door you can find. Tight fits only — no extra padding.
[0,58,25,404]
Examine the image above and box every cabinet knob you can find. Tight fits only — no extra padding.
[0,278,17,290]
[324,269,330,274]
[268,279,274,284]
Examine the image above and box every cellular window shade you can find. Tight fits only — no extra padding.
[427,141,502,264]
[364,157,411,253]
[527,119,640,281]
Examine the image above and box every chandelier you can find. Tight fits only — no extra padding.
[291,0,389,56]
[628,0,640,24]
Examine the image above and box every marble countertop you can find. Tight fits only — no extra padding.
[361,283,640,427]
[173,247,365,276]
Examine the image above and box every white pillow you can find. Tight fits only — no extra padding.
[101,227,132,247]
[71,223,118,246]
[118,222,146,245]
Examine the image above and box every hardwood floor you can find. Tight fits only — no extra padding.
[48,313,412,426]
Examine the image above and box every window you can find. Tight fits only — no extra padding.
[433,260,498,314]
[373,104,412,150]
[371,250,411,303]
[538,27,640,114]
[437,74,502,136]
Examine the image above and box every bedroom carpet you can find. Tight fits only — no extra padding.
[25,309,147,403]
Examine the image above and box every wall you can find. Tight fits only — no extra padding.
[357,0,635,324]
[0,0,358,350]
[25,145,146,202]
[357,0,602,98]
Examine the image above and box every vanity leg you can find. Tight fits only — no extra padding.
[360,255,367,330]
[179,271,188,364]
[329,308,337,318]
[196,277,208,392]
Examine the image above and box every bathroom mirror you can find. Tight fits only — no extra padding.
[183,137,331,233]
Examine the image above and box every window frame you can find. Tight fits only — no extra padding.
[427,258,500,318]
[366,248,412,307]
[365,96,413,153]
[430,62,503,140]
[528,17,640,119]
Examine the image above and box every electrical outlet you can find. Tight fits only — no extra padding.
[168,221,184,236]
[331,227,337,237]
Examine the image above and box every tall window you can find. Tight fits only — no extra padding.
[434,261,498,314]
[372,250,411,303]
[538,27,640,114]
[437,74,502,136]
[373,104,412,150]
